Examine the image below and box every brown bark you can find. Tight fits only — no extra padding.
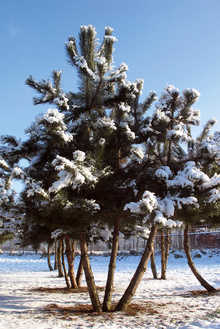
[184,225,216,292]
[61,239,71,289]
[76,256,84,287]
[103,217,120,311]
[54,240,58,270]
[164,228,170,271]
[79,231,102,313]
[150,250,158,279]
[161,230,166,279]
[57,239,64,277]
[115,225,157,312]
[65,234,78,289]
[47,242,53,271]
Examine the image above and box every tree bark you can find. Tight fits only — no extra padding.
[76,256,84,287]
[161,230,166,279]
[103,217,120,312]
[115,225,157,312]
[57,239,64,277]
[184,225,216,292]
[164,228,170,272]
[65,234,78,288]
[150,250,158,279]
[54,240,58,270]
[47,242,53,271]
[61,239,71,289]
[79,231,102,313]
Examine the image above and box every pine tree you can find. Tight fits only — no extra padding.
[119,86,220,307]
[0,152,22,245]
[23,25,157,312]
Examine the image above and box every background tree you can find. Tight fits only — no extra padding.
[115,85,220,310]
[0,154,22,246]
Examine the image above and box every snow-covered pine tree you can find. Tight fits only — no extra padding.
[24,25,158,312]
[116,86,220,310]
[0,154,21,245]
[0,109,81,283]
[24,26,126,312]
[176,120,220,292]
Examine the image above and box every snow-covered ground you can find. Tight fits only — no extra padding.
[0,249,219,329]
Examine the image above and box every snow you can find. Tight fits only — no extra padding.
[104,35,118,43]
[124,201,139,213]
[49,153,102,193]
[0,158,10,170]
[132,147,144,160]
[94,117,117,131]
[35,109,73,142]
[182,88,201,100]
[155,166,172,180]
[0,250,219,328]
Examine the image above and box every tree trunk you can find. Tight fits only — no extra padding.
[115,225,157,312]
[184,225,216,292]
[79,231,102,313]
[76,256,84,287]
[57,239,64,277]
[47,242,53,271]
[161,230,166,279]
[65,234,78,289]
[61,239,71,289]
[54,240,58,270]
[103,217,120,312]
[150,250,158,279]
[164,228,170,272]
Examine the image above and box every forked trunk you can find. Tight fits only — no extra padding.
[103,217,120,311]
[184,225,216,292]
[150,250,158,279]
[115,225,157,312]
[61,239,71,289]
[76,256,84,287]
[65,234,78,289]
[47,242,53,271]
[79,231,102,313]
[161,230,166,279]
[57,239,64,277]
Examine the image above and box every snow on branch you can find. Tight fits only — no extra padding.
[49,151,111,193]
[36,108,73,142]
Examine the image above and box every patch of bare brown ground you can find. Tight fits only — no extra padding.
[42,301,164,318]
[182,288,220,297]
[37,287,220,322]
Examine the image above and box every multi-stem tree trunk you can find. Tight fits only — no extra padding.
[61,239,71,289]
[76,256,84,287]
[54,240,58,270]
[161,230,166,279]
[47,242,53,271]
[150,250,158,279]
[115,225,157,312]
[184,225,216,292]
[57,239,64,277]
[79,231,102,313]
[65,234,78,289]
[103,217,120,312]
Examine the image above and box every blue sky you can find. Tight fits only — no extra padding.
[1,0,220,140]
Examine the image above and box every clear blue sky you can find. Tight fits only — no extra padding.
[1,0,220,140]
